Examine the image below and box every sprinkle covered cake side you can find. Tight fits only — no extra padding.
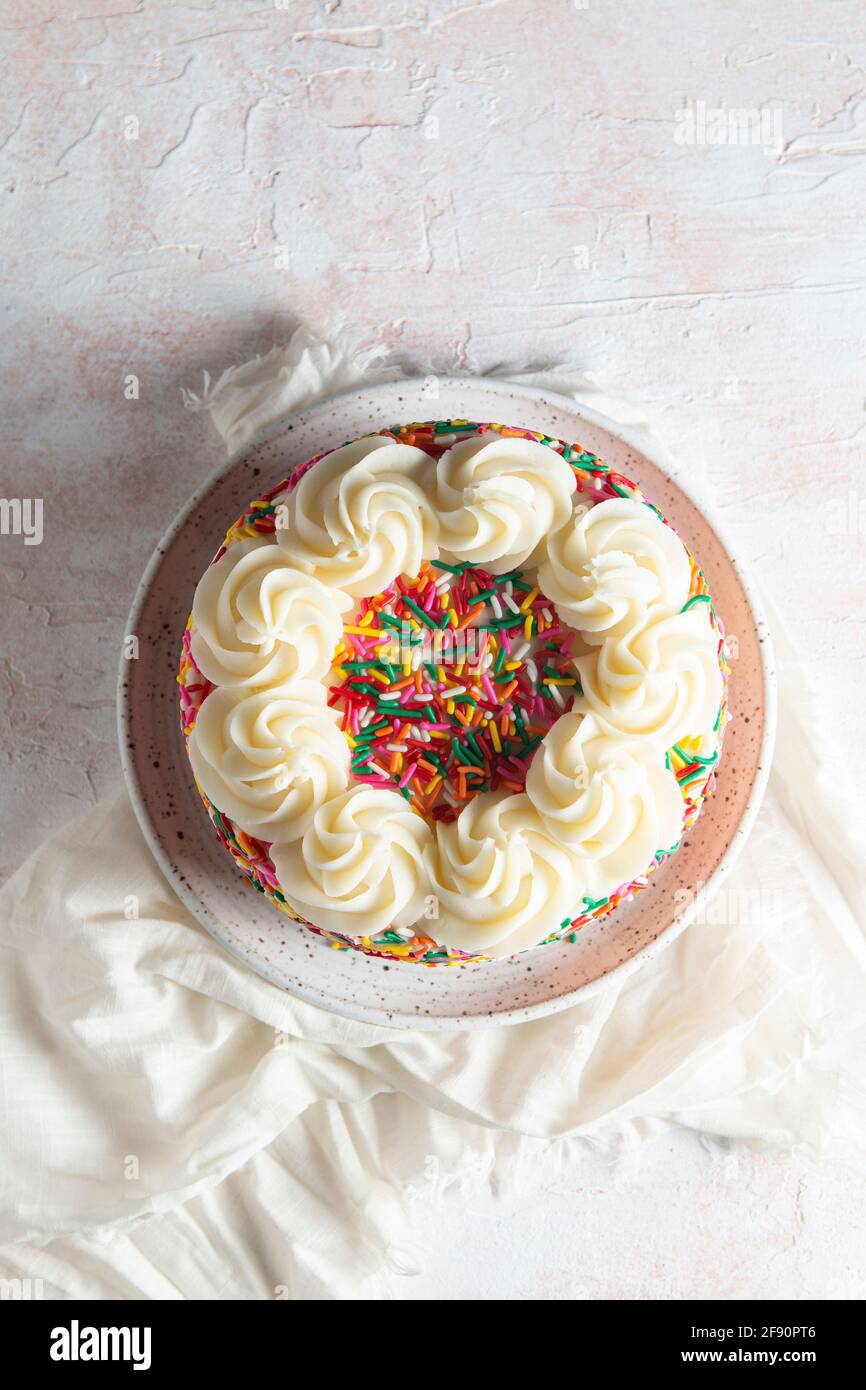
[178,420,730,965]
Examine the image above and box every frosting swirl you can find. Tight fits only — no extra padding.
[271,785,432,936]
[435,436,575,572]
[188,681,349,840]
[190,538,351,688]
[423,792,584,958]
[526,712,684,896]
[274,437,439,595]
[573,606,723,747]
[538,498,691,641]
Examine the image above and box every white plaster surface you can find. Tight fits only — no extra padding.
[1,0,864,1299]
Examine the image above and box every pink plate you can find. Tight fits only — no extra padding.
[118,377,776,1030]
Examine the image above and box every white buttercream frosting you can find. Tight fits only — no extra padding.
[538,498,691,641]
[274,436,439,595]
[190,538,351,688]
[572,605,723,747]
[188,680,350,840]
[435,435,576,572]
[184,423,727,962]
[271,785,433,937]
[422,791,584,958]
[526,712,684,896]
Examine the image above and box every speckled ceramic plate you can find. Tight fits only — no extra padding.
[118,378,775,1030]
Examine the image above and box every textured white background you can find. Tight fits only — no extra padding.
[1,0,864,1299]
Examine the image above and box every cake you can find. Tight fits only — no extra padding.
[178,420,729,965]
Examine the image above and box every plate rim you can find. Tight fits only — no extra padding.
[117,376,777,1030]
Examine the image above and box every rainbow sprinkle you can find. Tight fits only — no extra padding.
[327,561,577,818]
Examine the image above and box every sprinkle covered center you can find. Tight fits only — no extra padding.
[328,561,578,820]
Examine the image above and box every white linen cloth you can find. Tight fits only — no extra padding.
[1,331,864,1300]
